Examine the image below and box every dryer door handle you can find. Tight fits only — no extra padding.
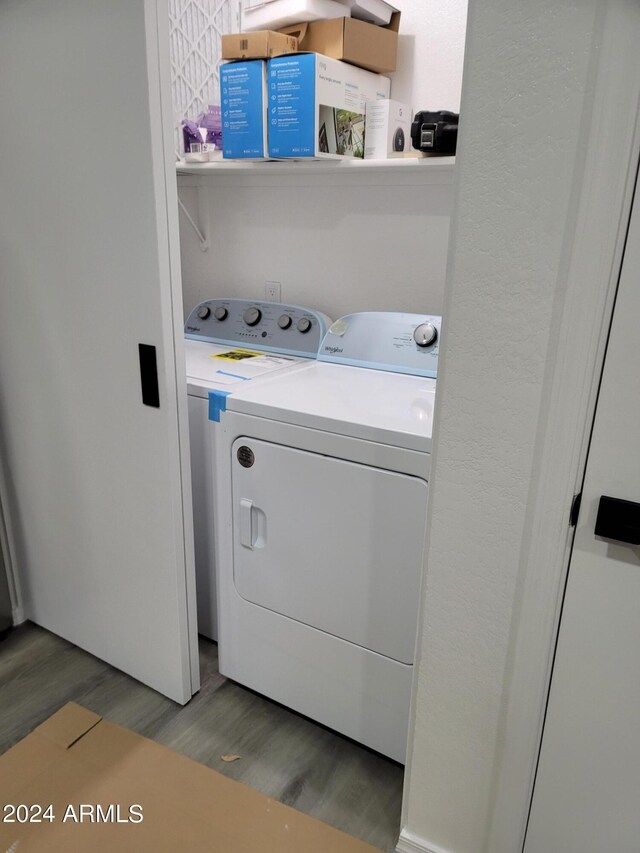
[240,498,255,549]
[239,498,266,550]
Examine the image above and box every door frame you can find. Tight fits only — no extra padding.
[398,4,640,851]
[480,7,640,852]
[0,453,22,625]
[145,0,200,692]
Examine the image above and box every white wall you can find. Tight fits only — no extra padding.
[400,2,640,852]
[177,2,468,322]
[391,0,468,113]
[178,167,453,320]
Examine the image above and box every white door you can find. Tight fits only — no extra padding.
[524,174,640,850]
[231,436,428,664]
[0,0,198,701]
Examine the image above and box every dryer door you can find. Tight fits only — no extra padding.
[231,437,428,664]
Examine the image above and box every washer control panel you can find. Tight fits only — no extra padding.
[185,299,332,358]
[318,312,442,377]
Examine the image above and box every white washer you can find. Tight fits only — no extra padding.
[185,298,331,641]
[210,312,440,762]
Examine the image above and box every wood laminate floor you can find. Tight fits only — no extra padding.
[0,623,403,851]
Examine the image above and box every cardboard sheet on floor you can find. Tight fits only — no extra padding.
[0,702,380,852]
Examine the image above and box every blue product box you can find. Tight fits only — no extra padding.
[268,53,390,159]
[268,55,316,158]
[220,60,268,159]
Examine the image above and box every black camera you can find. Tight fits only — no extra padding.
[411,111,459,155]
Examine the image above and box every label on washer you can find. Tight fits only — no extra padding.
[210,350,296,367]
[211,349,263,361]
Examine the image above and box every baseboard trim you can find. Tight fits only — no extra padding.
[396,827,452,853]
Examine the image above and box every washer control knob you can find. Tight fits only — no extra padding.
[278,314,292,329]
[243,307,262,326]
[213,306,228,321]
[413,322,438,348]
[196,306,211,320]
[297,317,312,334]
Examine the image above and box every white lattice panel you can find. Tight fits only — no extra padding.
[169,0,240,156]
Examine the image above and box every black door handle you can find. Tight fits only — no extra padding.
[595,495,640,545]
[138,343,160,408]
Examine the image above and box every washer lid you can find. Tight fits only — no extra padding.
[185,339,304,397]
[221,361,436,452]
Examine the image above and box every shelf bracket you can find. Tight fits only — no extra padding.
[178,184,209,251]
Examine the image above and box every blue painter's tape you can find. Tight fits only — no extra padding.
[208,389,231,422]
[216,370,249,380]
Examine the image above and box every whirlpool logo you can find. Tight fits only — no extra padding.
[324,345,343,354]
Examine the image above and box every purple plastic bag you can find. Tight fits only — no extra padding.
[197,105,222,149]
[182,119,205,154]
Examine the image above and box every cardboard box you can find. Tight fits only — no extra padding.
[364,98,412,159]
[279,13,400,74]
[268,53,390,159]
[0,702,380,852]
[222,30,298,61]
[220,60,269,159]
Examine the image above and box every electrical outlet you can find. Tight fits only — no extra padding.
[265,281,281,302]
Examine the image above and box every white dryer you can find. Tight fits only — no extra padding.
[184,298,331,640]
[209,312,440,762]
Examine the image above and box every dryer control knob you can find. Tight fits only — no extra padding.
[197,306,211,320]
[244,307,262,326]
[213,306,228,321]
[278,314,292,329]
[297,317,312,333]
[413,322,438,347]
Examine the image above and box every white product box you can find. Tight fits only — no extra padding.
[364,99,412,159]
[341,0,398,25]
[220,60,269,159]
[268,53,390,159]
[242,0,350,32]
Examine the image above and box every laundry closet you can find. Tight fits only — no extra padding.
[175,0,463,756]
[0,0,466,848]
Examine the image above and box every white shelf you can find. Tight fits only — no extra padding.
[176,156,454,176]
[175,156,455,244]
[175,156,455,188]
